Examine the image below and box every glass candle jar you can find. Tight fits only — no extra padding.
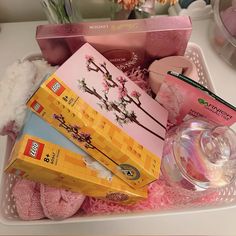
[161,118,236,191]
[41,0,83,24]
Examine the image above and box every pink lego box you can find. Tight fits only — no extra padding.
[36,16,192,69]
[27,43,168,188]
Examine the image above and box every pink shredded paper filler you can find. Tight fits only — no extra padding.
[81,179,217,215]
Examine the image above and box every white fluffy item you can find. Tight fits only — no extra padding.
[0,58,114,181]
[0,59,56,139]
[83,156,113,181]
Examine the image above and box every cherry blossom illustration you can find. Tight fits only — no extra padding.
[53,114,117,164]
[53,113,141,179]
[77,56,165,140]
[78,79,164,141]
[84,56,166,131]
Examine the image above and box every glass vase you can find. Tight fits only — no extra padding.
[110,0,132,20]
[41,0,83,24]
[134,0,156,19]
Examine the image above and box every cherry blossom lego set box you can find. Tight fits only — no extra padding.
[27,43,168,189]
[5,113,147,204]
[36,16,192,70]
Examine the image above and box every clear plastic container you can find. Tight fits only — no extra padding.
[161,118,236,191]
[209,0,236,68]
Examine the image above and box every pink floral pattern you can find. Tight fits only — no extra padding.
[116,76,127,85]
[131,91,141,98]
[102,80,110,93]
[85,55,94,62]
[118,86,128,99]
[78,57,166,140]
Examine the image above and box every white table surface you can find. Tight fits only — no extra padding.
[0,18,236,236]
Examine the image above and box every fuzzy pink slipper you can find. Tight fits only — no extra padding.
[40,184,85,220]
[12,179,45,220]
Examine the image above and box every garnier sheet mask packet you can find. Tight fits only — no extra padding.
[155,72,236,126]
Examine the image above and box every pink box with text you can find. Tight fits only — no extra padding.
[36,16,192,69]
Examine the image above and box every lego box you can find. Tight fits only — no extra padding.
[5,132,147,204]
[27,43,168,188]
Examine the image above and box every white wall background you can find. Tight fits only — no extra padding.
[0,0,169,23]
[0,0,112,22]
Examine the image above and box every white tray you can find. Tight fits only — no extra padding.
[1,43,235,225]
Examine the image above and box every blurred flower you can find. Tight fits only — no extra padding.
[102,80,110,93]
[117,0,140,10]
[116,76,127,85]
[118,86,128,99]
[131,90,141,98]
[85,55,94,62]
[157,0,178,5]
[116,0,178,10]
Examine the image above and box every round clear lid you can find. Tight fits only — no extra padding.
[172,119,236,189]
[215,0,236,43]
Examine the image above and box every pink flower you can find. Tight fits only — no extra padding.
[85,55,94,62]
[116,76,127,85]
[117,0,178,11]
[118,86,128,99]
[131,90,141,98]
[102,80,110,93]
[158,0,178,5]
[117,0,140,10]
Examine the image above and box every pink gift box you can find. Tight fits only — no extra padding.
[36,16,192,69]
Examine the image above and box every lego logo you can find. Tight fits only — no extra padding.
[51,82,61,92]
[47,78,65,96]
[24,139,45,160]
[30,142,39,157]
[31,100,44,113]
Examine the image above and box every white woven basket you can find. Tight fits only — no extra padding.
[1,43,235,225]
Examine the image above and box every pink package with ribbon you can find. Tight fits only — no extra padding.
[155,72,236,126]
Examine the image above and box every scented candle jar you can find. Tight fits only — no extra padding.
[161,118,236,191]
